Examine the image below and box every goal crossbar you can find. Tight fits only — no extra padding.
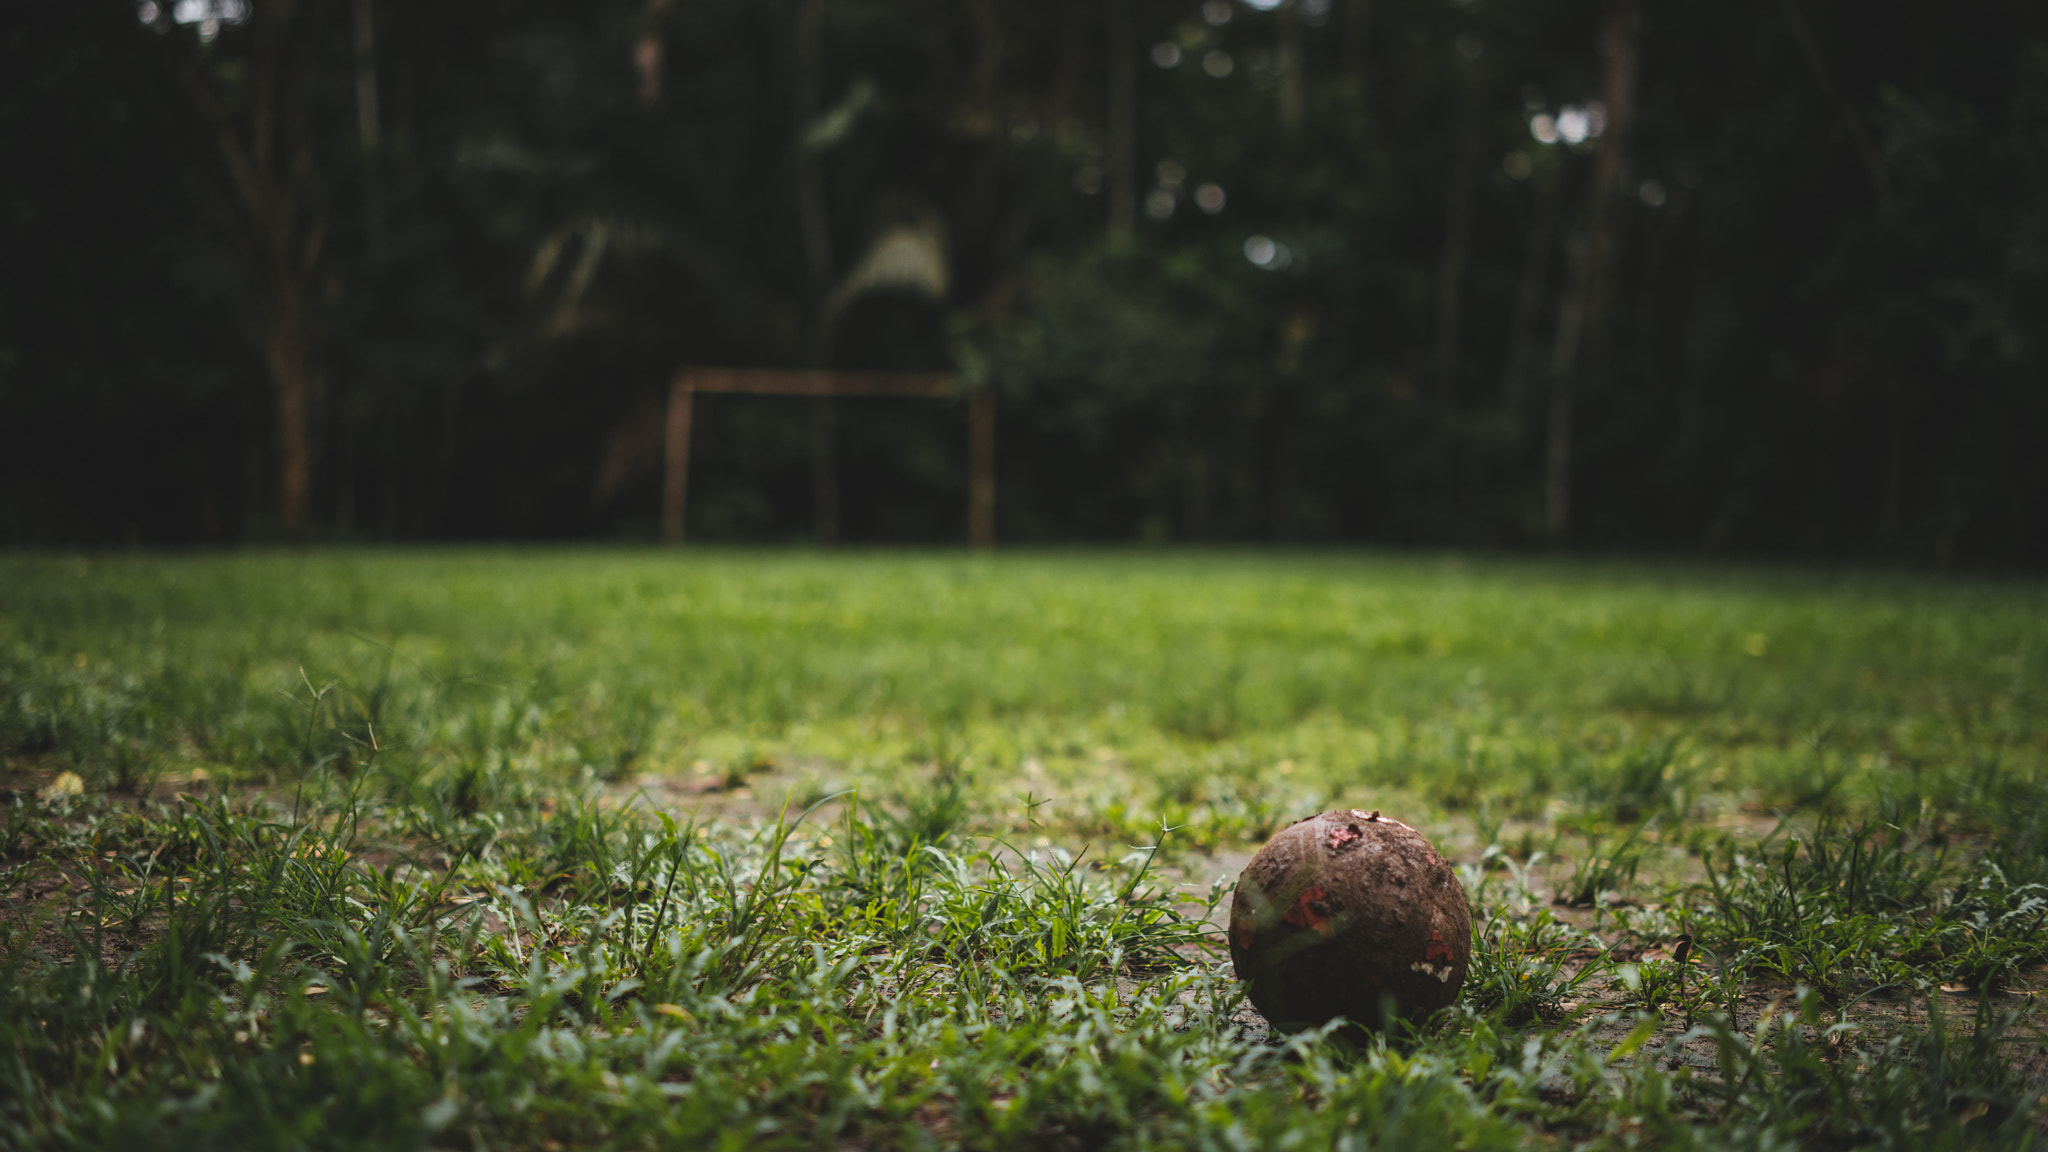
[661,368,993,547]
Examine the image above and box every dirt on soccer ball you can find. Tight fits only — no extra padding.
[1229,809,1472,1033]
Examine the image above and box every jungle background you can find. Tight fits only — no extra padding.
[4,0,2045,561]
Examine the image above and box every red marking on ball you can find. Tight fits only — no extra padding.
[1328,825,1361,850]
[1282,885,1331,930]
[1424,929,1455,964]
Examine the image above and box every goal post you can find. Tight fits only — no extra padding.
[661,368,993,548]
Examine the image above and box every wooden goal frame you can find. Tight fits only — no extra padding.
[661,368,994,547]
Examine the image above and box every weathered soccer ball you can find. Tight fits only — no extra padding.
[1229,809,1471,1033]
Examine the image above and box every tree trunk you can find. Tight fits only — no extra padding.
[419,372,463,538]
[1268,311,1316,540]
[960,0,1008,289]
[1544,0,1638,541]
[267,259,310,534]
[1433,129,1478,407]
[793,0,833,293]
[180,0,321,537]
[1582,0,1640,367]
[969,387,996,548]
[345,0,382,537]
[1105,0,1136,236]
[1778,0,1892,214]
[1501,170,1560,414]
[810,395,840,544]
[968,0,1002,99]
[256,0,313,536]
[636,0,674,104]
[1278,0,1304,143]
[1545,232,1588,541]
[352,0,383,248]
[1880,375,1907,537]
[1263,388,1301,541]
[1342,0,1374,135]
[793,0,839,543]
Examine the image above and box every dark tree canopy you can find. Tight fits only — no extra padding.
[3,0,2044,563]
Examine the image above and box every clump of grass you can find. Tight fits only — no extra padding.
[0,778,1227,1148]
[1684,810,2048,1009]
[1557,826,1649,908]
[1683,987,2044,1148]
[1464,905,1606,1024]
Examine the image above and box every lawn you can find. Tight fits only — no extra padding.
[2,549,2045,1148]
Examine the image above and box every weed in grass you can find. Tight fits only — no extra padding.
[1613,955,1692,1021]
[1688,815,2025,1001]
[1557,826,1648,909]
[1466,906,1606,1025]
[1569,737,1693,826]
[1683,987,2045,1149]
[1938,864,2048,992]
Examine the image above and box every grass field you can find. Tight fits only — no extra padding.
[2,549,2045,1149]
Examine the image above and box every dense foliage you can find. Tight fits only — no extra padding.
[3,1,2046,560]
